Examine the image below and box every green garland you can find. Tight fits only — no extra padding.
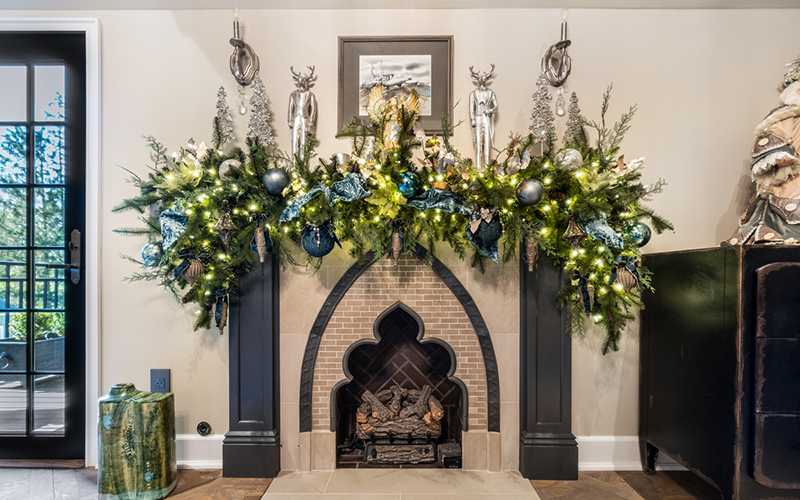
[113,85,672,353]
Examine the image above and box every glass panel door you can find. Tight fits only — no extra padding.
[0,32,85,459]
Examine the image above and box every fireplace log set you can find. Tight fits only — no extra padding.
[356,385,444,440]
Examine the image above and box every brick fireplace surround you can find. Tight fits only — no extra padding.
[312,257,492,461]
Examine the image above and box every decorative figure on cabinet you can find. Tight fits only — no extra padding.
[468,64,498,170]
[288,66,318,159]
[724,56,800,245]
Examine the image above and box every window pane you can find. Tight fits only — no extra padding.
[34,250,66,310]
[33,313,64,373]
[35,125,65,184]
[0,66,26,122]
[33,374,64,435]
[34,66,65,122]
[34,187,64,247]
[0,375,26,434]
[0,188,27,247]
[0,249,27,318]
[0,126,27,184]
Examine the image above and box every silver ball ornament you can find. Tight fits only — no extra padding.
[218,159,241,181]
[262,167,291,197]
[555,148,583,171]
[516,178,544,207]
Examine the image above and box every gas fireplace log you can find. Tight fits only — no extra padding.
[362,390,394,423]
[406,389,420,403]
[428,395,444,421]
[375,389,393,404]
[356,416,441,440]
[399,385,432,420]
[422,412,442,432]
[387,385,406,415]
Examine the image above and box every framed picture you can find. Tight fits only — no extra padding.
[338,36,453,135]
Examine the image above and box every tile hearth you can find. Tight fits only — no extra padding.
[262,469,540,499]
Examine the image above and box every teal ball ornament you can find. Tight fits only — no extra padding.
[141,242,163,267]
[624,222,652,247]
[516,178,544,206]
[398,171,420,198]
[262,167,291,197]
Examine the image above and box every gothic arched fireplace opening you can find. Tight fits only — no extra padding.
[331,301,466,468]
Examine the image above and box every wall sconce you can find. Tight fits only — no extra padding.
[542,8,572,87]
[230,9,259,86]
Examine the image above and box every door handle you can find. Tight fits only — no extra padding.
[44,229,80,284]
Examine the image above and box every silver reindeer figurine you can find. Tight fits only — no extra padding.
[288,66,318,159]
[469,64,498,170]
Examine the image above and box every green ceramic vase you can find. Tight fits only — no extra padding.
[98,383,177,500]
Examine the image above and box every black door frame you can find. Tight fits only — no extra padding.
[0,31,86,459]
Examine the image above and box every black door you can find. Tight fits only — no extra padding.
[0,32,86,459]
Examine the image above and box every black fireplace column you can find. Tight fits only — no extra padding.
[223,254,281,478]
[519,252,578,480]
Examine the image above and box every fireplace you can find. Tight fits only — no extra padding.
[332,302,465,467]
[224,245,578,477]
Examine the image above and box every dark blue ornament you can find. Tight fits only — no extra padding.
[301,220,342,258]
[262,167,291,197]
[141,242,163,266]
[624,222,652,247]
[397,171,420,198]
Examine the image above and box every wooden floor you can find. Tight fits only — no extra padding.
[532,471,723,500]
[168,469,271,500]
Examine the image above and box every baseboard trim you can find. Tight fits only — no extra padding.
[576,436,686,472]
[176,434,223,470]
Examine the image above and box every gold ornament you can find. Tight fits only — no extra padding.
[524,228,539,272]
[213,201,238,246]
[181,258,204,284]
[255,221,269,263]
[391,229,402,266]
[615,266,638,293]
[218,300,228,335]
[562,216,587,249]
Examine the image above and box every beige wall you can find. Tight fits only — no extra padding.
[3,7,799,461]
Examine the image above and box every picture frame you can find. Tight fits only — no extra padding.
[338,36,453,135]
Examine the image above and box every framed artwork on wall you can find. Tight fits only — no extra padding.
[338,36,453,135]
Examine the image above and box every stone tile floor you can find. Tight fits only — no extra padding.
[0,468,98,500]
[263,469,540,500]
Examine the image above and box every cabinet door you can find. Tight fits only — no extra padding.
[754,263,800,489]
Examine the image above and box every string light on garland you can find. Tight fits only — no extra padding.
[112,83,672,353]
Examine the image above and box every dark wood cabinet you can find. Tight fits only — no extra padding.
[640,246,800,500]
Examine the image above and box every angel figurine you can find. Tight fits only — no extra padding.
[469,65,498,170]
[366,81,422,150]
[288,66,317,159]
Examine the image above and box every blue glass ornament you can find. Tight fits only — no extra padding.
[624,222,652,247]
[262,167,290,197]
[397,171,420,198]
[141,242,163,266]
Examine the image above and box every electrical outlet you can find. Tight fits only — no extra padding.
[150,368,170,393]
